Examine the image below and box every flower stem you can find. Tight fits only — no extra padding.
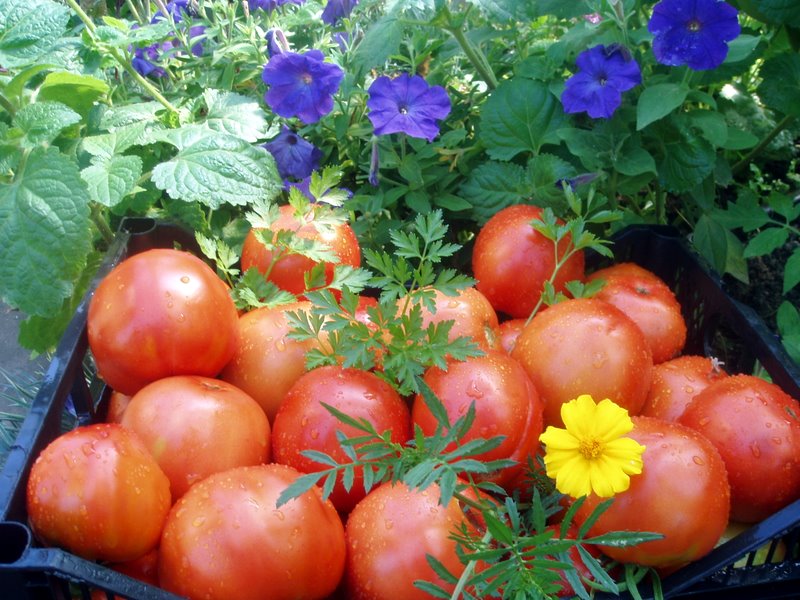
[64,0,179,115]
[125,0,144,24]
[0,92,16,118]
[446,26,498,91]
[90,204,116,246]
[732,114,796,176]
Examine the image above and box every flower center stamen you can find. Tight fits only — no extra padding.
[687,19,701,33]
[398,104,408,114]
[301,73,312,84]
[579,438,603,460]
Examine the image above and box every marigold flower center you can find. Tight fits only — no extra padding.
[579,438,604,459]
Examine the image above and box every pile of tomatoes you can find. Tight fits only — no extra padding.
[25,204,800,600]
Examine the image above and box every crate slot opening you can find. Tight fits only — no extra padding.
[0,522,32,564]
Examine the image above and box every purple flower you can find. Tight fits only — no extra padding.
[265,28,289,57]
[132,44,167,78]
[265,126,323,180]
[368,139,380,187]
[152,0,194,23]
[261,49,344,124]
[248,0,305,11]
[648,0,740,71]
[366,73,451,141]
[321,0,358,26]
[561,45,642,119]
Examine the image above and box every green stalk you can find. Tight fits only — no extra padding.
[90,204,116,245]
[732,114,796,176]
[0,92,16,118]
[64,0,179,115]
[124,0,144,24]
[446,26,498,90]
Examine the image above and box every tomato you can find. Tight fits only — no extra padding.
[678,374,800,522]
[344,481,477,600]
[406,285,501,352]
[412,350,544,488]
[640,355,728,422]
[159,463,346,600]
[121,375,271,501]
[241,204,361,297]
[88,248,239,395]
[497,318,526,354]
[575,416,730,569]
[219,302,326,423]
[587,262,687,364]
[105,390,132,423]
[272,365,411,513]
[472,204,585,319]
[26,423,171,562]
[511,298,654,426]
[90,548,160,600]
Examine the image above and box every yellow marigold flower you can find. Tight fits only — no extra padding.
[539,394,646,499]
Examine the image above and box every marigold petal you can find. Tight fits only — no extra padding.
[593,398,634,441]
[589,455,634,497]
[539,426,580,451]
[560,394,598,439]
[603,438,646,474]
[555,455,593,498]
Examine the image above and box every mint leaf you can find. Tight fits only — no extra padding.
[13,101,81,148]
[783,248,800,295]
[480,78,565,160]
[0,0,69,67]
[152,133,282,208]
[352,15,403,78]
[637,83,689,130]
[202,89,272,143]
[81,154,143,207]
[757,52,800,117]
[655,118,715,193]
[37,72,110,117]
[81,122,151,159]
[0,147,91,317]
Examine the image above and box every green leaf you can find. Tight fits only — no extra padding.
[693,215,728,274]
[757,52,800,117]
[614,145,657,177]
[37,72,110,117]
[0,147,91,317]
[152,133,282,208]
[687,110,728,148]
[655,118,716,193]
[724,34,761,64]
[637,83,689,130]
[81,122,151,159]
[459,160,527,224]
[469,0,532,20]
[4,63,56,104]
[750,0,800,23]
[201,89,271,143]
[525,0,588,18]
[398,155,424,189]
[784,248,800,294]
[352,15,403,78]
[13,102,81,148]
[480,78,565,160]
[743,227,789,258]
[81,154,143,208]
[777,301,800,365]
[721,127,758,150]
[0,0,69,67]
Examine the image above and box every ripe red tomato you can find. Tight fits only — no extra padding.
[587,262,687,364]
[472,204,585,319]
[412,350,544,488]
[272,365,411,513]
[679,374,800,522]
[345,481,477,600]
[241,204,361,296]
[220,302,326,423]
[159,463,346,600]
[640,355,728,422]
[406,285,501,352]
[26,423,171,562]
[121,375,271,501]
[511,298,653,426]
[497,318,526,354]
[88,248,239,395]
[105,390,132,423]
[575,416,730,569]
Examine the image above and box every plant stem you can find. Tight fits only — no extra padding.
[125,0,144,24]
[446,26,498,90]
[0,92,16,118]
[732,114,796,176]
[90,204,116,245]
[64,0,179,115]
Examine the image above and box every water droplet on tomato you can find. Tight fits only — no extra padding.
[275,339,286,352]
[772,437,782,445]
[310,429,319,440]
[698,417,710,426]
[384,519,394,530]
[181,276,190,283]
[447,300,459,309]
[692,456,705,466]
[466,381,483,399]
[273,510,285,521]
[684,385,694,394]
[750,442,761,458]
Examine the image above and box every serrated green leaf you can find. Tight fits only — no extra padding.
[743,227,788,258]
[687,110,728,148]
[713,192,770,232]
[750,0,800,24]
[4,63,56,104]
[0,147,91,317]
[721,127,759,150]
[784,248,800,294]
[37,72,109,117]
[757,52,800,117]
[0,0,69,67]
[693,214,729,274]
[275,471,326,507]
[81,154,143,207]
[459,161,527,223]
[81,122,151,159]
[13,101,81,148]
[655,119,716,193]
[637,83,689,130]
[202,89,271,143]
[152,133,282,208]
[480,78,565,160]
[352,15,403,78]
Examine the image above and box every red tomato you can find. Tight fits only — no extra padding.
[90,548,160,600]
[345,481,477,600]
[412,351,544,488]
[88,248,239,395]
[511,298,654,426]
[640,355,728,422]
[26,423,171,562]
[220,302,326,423]
[678,375,800,522]
[241,204,361,297]
[497,318,526,354]
[121,375,271,501]
[272,365,411,513]
[472,204,585,319]
[575,416,730,569]
[587,262,687,364]
[105,390,132,423]
[406,285,501,352]
[159,463,346,600]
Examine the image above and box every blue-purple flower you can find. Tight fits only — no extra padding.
[561,45,642,119]
[132,44,166,78]
[261,49,344,124]
[265,28,289,57]
[321,0,358,26]
[131,0,205,78]
[648,0,740,71]
[366,73,451,141]
[248,0,305,12]
[265,126,323,180]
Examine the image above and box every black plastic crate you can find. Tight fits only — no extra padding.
[0,219,798,599]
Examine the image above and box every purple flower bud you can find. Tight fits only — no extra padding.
[368,139,380,187]
[321,0,359,26]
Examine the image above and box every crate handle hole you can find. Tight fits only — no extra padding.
[0,522,32,564]
[120,217,157,235]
